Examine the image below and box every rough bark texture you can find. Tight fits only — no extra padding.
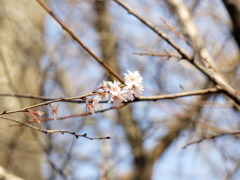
[0,0,44,179]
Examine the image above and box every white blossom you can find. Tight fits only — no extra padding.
[92,70,144,110]
[49,104,59,120]
[124,70,144,98]
[107,81,128,106]
[86,102,95,115]
[92,96,102,109]
[86,96,102,115]
[123,86,134,101]
[107,81,121,95]
[102,81,110,90]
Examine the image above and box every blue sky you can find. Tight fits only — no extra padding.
[41,0,240,179]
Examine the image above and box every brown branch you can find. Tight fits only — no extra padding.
[35,0,123,83]
[0,116,110,140]
[0,88,222,116]
[113,0,240,105]
[20,104,126,124]
[136,87,221,101]
[0,87,220,102]
[149,81,214,165]
[159,17,192,47]
[0,93,90,103]
[0,93,65,101]
[183,131,240,149]
[113,0,191,61]
[0,93,96,115]
[164,0,240,106]
[133,51,181,59]
[0,88,221,116]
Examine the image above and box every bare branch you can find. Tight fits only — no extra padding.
[0,87,220,102]
[0,93,87,103]
[113,0,191,60]
[0,116,110,140]
[35,0,123,83]
[0,92,96,115]
[0,88,220,117]
[19,104,126,124]
[183,131,240,149]
[137,88,221,101]
[113,0,240,105]
[133,51,181,59]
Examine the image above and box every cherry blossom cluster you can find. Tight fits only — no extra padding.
[86,70,144,115]
[27,104,59,123]
[27,71,144,122]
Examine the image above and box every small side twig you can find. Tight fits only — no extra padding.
[0,116,110,140]
[159,17,192,47]
[133,51,181,60]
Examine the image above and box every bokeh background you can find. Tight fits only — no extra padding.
[0,0,240,179]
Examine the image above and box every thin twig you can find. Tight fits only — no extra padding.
[0,93,68,101]
[0,93,102,103]
[160,17,192,47]
[0,93,96,115]
[0,116,110,140]
[133,51,181,59]
[183,131,240,149]
[20,104,126,124]
[35,0,123,83]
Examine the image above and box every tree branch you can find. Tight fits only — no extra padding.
[0,88,221,116]
[113,0,240,106]
[0,92,96,115]
[183,131,240,149]
[0,116,110,140]
[35,0,124,83]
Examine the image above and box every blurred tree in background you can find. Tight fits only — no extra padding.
[0,0,44,179]
[0,0,240,180]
